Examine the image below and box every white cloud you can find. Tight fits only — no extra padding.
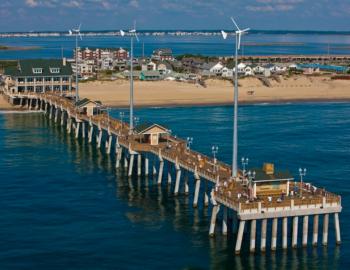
[246,0,303,12]
[25,0,38,7]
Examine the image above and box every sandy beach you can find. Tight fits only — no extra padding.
[1,75,350,110]
[78,75,350,107]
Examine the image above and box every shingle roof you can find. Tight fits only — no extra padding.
[251,168,294,182]
[4,59,73,77]
[134,122,168,134]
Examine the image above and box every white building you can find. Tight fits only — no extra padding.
[209,62,224,75]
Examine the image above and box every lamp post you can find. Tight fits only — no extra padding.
[119,111,125,131]
[106,107,110,127]
[211,145,219,172]
[186,137,193,151]
[299,168,307,197]
[241,157,249,176]
[247,170,256,200]
[167,129,172,147]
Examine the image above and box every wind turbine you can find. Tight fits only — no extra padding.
[221,18,250,179]
[69,24,82,103]
[120,21,139,134]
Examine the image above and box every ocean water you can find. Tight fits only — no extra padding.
[1,32,350,60]
[0,103,349,269]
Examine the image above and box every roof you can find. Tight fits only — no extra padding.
[4,59,73,77]
[76,98,101,107]
[141,70,161,77]
[135,123,169,134]
[251,168,294,183]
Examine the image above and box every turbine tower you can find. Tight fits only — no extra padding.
[120,22,139,134]
[69,24,82,103]
[221,18,250,178]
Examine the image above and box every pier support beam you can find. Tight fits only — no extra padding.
[157,160,164,185]
[313,214,319,246]
[271,218,278,251]
[144,157,149,176]
[107,135,113,154]
[54,108,59,123]
[222,206,228,235]
[167,163,172,185]
[137,154,142,176]
[67,118,72,134]
[128,154,135,177]
[322,214,329,246]
[193,175,201,208]
[82,122,86,139]
[302,216,309,247]
[184,172,189,195]
[235,221,246,255]
[292,216,299,248]
[261,219,267,252]
[75,122,80,139]
[124,155,128,169]
[204,181,209,207]
[334,213,341,245]
[97,129,103,148]
[282,217,288,250]
[174,167,181,195]
[88,125,93,143]
[209,205,219,237]
[60,111,65,126]
[250,220,256,253]
[115,147,122,169]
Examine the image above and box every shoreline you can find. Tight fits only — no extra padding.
[3,98,349,112]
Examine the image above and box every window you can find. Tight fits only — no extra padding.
[32,68,43,74]
[50,67,60,74]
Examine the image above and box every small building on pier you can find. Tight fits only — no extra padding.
[250,163,293,198]
[76,98,102,117]
[135,123,169,145]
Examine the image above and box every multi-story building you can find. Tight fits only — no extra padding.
[152,48,173,61]
[75,47,129,61]
[3,59,73,94]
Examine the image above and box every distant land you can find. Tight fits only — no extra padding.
[0,45,41,51]
[1,29,350,38]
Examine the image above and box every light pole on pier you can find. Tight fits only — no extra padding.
[68,24,82,103]
[241,157,249,176]
[299,168,307,197]
[120,22,139,135]
[186,137,193,151]
[221,18,250,179]
[211,145,219,172]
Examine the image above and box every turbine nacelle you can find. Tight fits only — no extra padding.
[221,17,249,50]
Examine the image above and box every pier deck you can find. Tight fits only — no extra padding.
[4,91,342,254]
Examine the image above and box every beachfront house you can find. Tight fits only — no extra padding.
[221,67,234,78]
[141,61,157,71]
[253,65,265,74]
[157,62,173,75]
[140,70,162,81]
[3,59,73,94]
[135,123,170,146]
[76,98,102,117]
[209,62,224,75]
[237,63,247,74]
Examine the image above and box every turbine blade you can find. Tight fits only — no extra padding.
[135,32,139,42]
[79,32,83,40]
[230,17,240,31]
[120,30,125,36]
[242,28,250,32]
[69,30,72,35]
[78,23,82,31]
[221,30,228,40]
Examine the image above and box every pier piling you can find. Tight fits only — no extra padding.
[313,214,319,246]
[323,214,329,246]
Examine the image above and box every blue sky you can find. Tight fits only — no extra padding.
[0,0,349,32]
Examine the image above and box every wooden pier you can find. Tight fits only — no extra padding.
[4,92,342,255]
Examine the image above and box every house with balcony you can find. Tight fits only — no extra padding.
[3,59,73,94]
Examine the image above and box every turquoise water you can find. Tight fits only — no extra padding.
[0,103,350,269]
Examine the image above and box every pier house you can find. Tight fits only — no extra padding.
[3,59,73,95]
[76,98,102,117]
[134,123,169,145]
